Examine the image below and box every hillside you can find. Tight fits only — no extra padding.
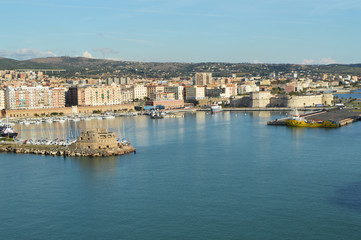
[1,56,361,78]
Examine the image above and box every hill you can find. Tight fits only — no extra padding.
[1,56,361,78]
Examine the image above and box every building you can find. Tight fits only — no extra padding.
[195,72,213,85]
[0,89,5,110]
[237,84,259,94]
[164,86,184,100]
[121,89,133,103]
[5,86,65,110]
[150,92,175,101]
[146,99,184,109]
[205,87,223,98]
[250,91,272,108]
[66,86,122,106]
[106,77,131,85]
[147,86,164,98]
[185,86,205,100]
[133,85,147,100]
[74,129,118,149]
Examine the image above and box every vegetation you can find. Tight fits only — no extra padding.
[1,57,361,79]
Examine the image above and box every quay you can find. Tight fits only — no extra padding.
[0,129,136,157]
[199,107,324,112]
[267,108,361,127]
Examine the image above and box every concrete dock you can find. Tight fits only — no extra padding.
[267,108,361,127]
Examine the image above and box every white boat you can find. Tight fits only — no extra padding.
[102,115,115,119]
[210,104,223,113]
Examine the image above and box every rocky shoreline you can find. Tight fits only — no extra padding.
[0,143,136,157]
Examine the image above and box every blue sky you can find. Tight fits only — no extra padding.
[0,0,360,64]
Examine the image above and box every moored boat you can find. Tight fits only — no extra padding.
[0,124,18,138]
[210,104,223,113]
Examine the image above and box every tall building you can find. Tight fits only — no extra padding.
[186,86,205,100]
[66,86,122,106]
[147,86,164,98]
[195,72,213,85]
[0,89,5,110]
[164,86,184,100]
[106,77,131,85]
[5,86,65,110]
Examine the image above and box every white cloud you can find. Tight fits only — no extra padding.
[320,57,336,65]
[0,48,56,60]
[82,51,93,58]
[302,59,314,65]
[94,48,119,57]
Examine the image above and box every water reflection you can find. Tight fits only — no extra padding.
[72,156,120,174]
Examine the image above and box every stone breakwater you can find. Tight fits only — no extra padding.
[0,143,136,157]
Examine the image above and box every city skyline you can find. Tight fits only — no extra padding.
[1,0,361,64]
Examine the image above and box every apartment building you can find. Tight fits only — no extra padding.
[5,86,65,110]
[150,92,175,101]
[185,86,205,100]
[195,72,213,85]
[164,86,184,100]
[0,89,5,110]
[133,85,147,100]
[147,85,164,98]
[67,85,122,106]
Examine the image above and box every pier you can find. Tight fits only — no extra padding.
[267,108,361,127]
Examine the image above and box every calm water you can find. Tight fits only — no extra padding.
[335,89,361,99]
[1,112,361,240]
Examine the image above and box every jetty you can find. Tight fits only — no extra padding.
[267,108,361,127]
[0,129,135,157]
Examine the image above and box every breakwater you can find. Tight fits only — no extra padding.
[0,143,135,157]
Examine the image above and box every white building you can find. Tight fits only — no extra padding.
[237,85,259,94]
[133,85,147,100]
[186,86,205,100]
[164,86,184,100]
[122,89,133,103]
[0,89,5,110]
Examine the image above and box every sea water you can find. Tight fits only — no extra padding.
[1,112,361,240]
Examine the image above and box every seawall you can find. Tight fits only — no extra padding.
[0,143,135,157]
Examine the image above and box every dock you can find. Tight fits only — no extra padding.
[267,108,361,127]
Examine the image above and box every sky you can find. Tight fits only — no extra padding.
[0,0,361,64]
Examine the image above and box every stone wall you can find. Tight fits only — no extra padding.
[250,92,272,108]
[2,103,135,118]
[73,129,118,150]
[229,92,334,108]
[229,96,251,107]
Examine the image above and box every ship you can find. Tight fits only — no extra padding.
[285,109,339,128]
[150,109,164,119]
[0,123,18,138]
[210,104,223,113]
